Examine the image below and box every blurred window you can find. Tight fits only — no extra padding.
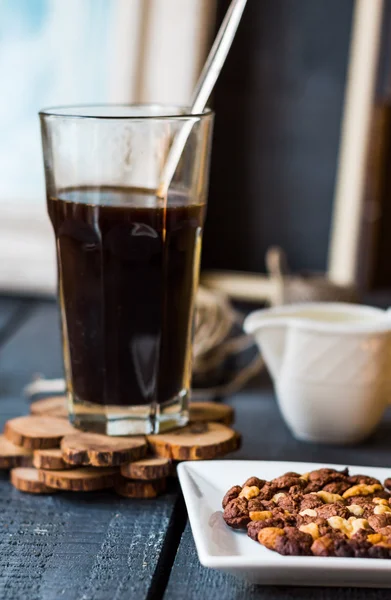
[0,0,215,294]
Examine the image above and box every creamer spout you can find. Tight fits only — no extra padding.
[244,312,288,379]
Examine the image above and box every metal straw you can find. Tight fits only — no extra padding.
[157,0,248,198]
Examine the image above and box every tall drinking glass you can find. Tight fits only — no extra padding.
[40,105,214,435]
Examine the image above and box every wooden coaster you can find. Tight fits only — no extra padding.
[4,416,75,450]
[120,457,172,480]
[33,448,73,470]
[30,396,67,419]
[61,432,148,467]
[115,477,166,498]
[189,401,234,426]
[147,422,241,460]
[11,467,55,494]
[38,467,119,491]
[0,435,33,468]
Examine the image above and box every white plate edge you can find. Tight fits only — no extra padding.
[178,460,391,571]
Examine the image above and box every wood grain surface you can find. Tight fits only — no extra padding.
[30,396,67,418]
[10,467,55,494]
[2,297,391,598]
[0,474,180,600]
[38,467,119,492]
[0,300,182,600]
[61,432,148,467]
[33,448,73,470]
[147,422,240,460]
[4,415,75,449]
[0,434,32,468]
[115,477,167,498]
[189,401,234,425]
[120,457,172,480]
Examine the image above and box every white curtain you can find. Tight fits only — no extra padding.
[111,0,217,106]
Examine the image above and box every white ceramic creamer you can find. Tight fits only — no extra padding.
[244,303,391,444]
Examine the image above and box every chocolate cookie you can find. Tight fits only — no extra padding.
[223,497,249,529]
[222,466,391,558]
[222,485,241,508]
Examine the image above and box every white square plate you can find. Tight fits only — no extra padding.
[178,460,391,587]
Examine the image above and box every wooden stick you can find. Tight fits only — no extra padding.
[201,271,276,304]
[327,0,384,285]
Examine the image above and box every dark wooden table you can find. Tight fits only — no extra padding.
[1,296,391,600]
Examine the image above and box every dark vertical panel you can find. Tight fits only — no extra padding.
[376,0,391,99]
[202,0,354,273]
[368,0,391,288]
[371,115,391,288]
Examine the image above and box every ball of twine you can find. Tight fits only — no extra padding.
[193,286,236,361]
[193,286,263,396]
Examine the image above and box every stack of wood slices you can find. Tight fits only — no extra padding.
[0,397,240,498]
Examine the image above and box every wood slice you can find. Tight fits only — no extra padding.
[0,435,33,468]
[147,422,241,460]
[30,396,67,419]
[115,477,166,498]
[4,416,75,450]
[11,467,55,494]
[33,448,73,470]
[61,432,148,467]
[120,457,172,480]
[38,467,119,491]
[189,402,234,426]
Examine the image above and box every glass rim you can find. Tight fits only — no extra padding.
[39,103,214,121]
